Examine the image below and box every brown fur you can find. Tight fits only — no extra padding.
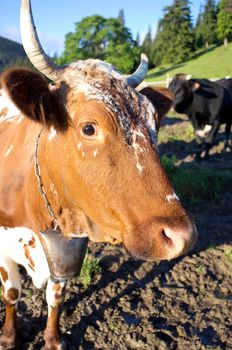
[0,107,9,117]
[1,68,69,131]
[0,62,196,350]
[0,69,195,258]
[23,244,35,271]
[140,86,174,129]
[44,282,65,348]
[0,304,18,348]
[0,267,8,282]
[7,288,19,302]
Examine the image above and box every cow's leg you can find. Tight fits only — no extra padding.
[194,134,204,161]
[42,278,67,350]
[204,121,220,160]
[223,122,231,151]
[0,258,21,349]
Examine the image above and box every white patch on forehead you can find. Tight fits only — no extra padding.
[0,89,21,122]
[131,127,149,174]
[0,227,50,289]
[49,127,57,141]
[67,59,122,83]
[131,128,146,148]
[142,96,158,146]
[166,191,180,203]
[74,82,95,98]
[136,163,144,174]
[4,145,13,157]
[64,60,130,136]
[196,124,212,138]
[64,59,158,162]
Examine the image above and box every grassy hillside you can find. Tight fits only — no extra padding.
[0,36,28,72]
[146,43,232,84]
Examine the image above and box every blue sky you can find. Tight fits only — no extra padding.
[0,0,205,55]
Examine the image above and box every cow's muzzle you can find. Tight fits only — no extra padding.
[122,214,198,261]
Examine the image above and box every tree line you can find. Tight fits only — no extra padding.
[58,0,232,72]
[142,0,232,67]
[3,0,232,73]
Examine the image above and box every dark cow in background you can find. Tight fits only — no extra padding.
[169,74,232,160]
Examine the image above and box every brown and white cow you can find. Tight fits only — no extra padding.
[0,0,197,349]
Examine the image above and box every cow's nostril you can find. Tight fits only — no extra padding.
[161,230,173,247]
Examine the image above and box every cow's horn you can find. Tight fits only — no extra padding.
[126,53,149,88]
[20,0,63,81]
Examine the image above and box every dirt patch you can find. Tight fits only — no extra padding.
[0,114,231,350]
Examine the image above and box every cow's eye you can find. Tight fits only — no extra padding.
[81,124,96,137]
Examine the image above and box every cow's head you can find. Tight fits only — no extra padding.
[169,74,199,113]
[2,0,197,261]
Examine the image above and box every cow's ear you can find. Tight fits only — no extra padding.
[1,68,68,131]
[139,86,174,129]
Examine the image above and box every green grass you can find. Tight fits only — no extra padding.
[161,155,232,204]
[79,253,102,289]
[196,264,207,275]
[158,122,195,144]
[108,310,122,332]
[225,248,232,264]
[146,43,232,83]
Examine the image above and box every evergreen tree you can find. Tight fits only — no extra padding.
[152,0,195,65]
[136,32,141,46]
[118,9,125,26]
[195,6,205,49]
[217,0,232,45]
[3,57,34,71]
[141,26,153,60]
[201,0,218,47]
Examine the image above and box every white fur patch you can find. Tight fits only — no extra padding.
[0,89,21,122]
[77,142,82,150]
[131,128,146,174]
[4,145,13,157]
[66,59,123,88]
[49,127,57,141]
[0,227,50,289]
[50,183,59,202]
[196,124,212,138]
[46,278,65,315]
[17,115,24,124]
[0,255,21,303]
[166,191,179,203]
[93,149,98,157]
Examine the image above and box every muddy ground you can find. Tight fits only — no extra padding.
[0,114,231,350]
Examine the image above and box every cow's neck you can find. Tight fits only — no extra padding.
[30,128,91,238]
